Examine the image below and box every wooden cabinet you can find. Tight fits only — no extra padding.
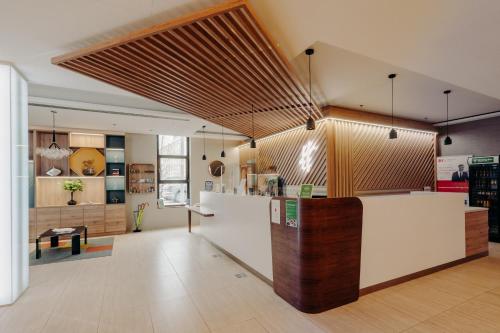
[36,207,61,234]
[60,206,84,227]
[30,204,126,242]
[105,204,126,233]
[84,205,105,234]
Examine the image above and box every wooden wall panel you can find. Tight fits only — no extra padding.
[328,119,436,196]
[239,121,327,186]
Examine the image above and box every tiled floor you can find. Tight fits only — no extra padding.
[2,228,500,332]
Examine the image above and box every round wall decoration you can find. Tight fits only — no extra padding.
[208,160,225,177]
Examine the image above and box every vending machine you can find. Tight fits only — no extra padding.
[468,156,500,242]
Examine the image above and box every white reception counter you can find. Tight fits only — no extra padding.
[199,191,474,289]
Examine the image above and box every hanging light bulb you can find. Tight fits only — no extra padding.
[250,104,256,148]
[443,90,452,145]
[220,118,225,158]
[202,125,207,160]
[305,48,316,130]
[388,74,397,139]
[35,111,73,160]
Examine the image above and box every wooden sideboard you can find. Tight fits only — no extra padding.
[29,204,126,242]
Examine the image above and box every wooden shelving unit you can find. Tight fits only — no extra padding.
[127,164,155,194]
[105,135,126,204]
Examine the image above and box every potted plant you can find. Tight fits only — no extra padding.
[63,179,84,205]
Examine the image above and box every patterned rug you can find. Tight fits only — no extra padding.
[29,237,114,266]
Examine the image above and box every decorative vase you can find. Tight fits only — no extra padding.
[67,192,77,205]
[82,167,95,176]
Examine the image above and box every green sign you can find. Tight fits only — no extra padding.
[285,200,298,228]
[299,184,314,198]
[471,156,498,165]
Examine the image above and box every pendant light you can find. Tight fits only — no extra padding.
[220,118,225,158]
[305,48,316,130]
[250,104,257,149]
[388,73,397,139]
[36,110,73,160]
[201,125,207,160]
[443,90,452,145]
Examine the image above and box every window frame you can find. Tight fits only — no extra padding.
[157,135,190,203]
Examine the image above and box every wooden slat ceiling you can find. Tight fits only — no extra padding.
[52,0,322,138]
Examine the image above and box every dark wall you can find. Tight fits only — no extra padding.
[438,116,500,157]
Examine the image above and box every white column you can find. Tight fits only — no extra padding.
[0,63,29,305]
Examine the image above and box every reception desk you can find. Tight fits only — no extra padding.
[199,191,488,313]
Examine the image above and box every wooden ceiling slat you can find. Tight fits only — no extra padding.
[237,6,322,119]
[180,23,286,113]
[52,1,321,138]
[74,56,216,112]
[65,60,213,116]
[119,40,249,116]
[224,11,312,118]
[205,16,306,121]
[156,31,266,112]
[193,20,304,118]
[217,13,311,119]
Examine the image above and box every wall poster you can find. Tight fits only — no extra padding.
[285,200,298,228]
[437,155,472,193]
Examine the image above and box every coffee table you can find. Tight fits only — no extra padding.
[35,226,87,259]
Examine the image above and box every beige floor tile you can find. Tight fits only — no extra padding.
[5,229,500,333]
[406,293,500,333]
[371,280,465,321]
[41,314,99,333]
[149,295,209,333]
[256,302,325,333]
[213,318,268,333]
[190,286,256,330]
[98,304,153,333]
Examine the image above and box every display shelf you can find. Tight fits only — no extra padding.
[106,148,125,163]
[106,190,125,204]
[127,163,155,194]
[469,156,500,242]
[106,176,125,191]
[105,135,125,203]
[106,135,125,149]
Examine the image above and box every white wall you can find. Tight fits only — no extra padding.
[125,134,240,230]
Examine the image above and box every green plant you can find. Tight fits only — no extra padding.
[63,179,84,193]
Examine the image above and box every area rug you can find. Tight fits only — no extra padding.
[29,237,114,266]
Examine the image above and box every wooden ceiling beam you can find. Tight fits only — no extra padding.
[52,0,321,138]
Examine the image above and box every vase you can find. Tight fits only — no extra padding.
[82,167,95,176]
[67,192,77,205]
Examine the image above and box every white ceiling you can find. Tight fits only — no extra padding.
[3,0,500,129]
[296,42,500,123]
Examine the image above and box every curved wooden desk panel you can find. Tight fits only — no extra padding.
[270,197,363,313]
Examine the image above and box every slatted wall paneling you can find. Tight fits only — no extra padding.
[239,121,327,186]
[327,119,436,196]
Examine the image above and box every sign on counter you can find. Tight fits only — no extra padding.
[285,200,298,228]
[271,200,281,224]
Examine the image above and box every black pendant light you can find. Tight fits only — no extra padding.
[443,90,452,145]
[220,118,225,158]
[388,73,398,139]
[305,48,316,130]
[250,104,257,148]
[201,125,207,160]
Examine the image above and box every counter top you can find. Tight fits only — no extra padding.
[465,206,489,213]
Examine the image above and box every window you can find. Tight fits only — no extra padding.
[157,135,189,204]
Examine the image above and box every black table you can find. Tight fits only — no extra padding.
[36,226,87,259]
